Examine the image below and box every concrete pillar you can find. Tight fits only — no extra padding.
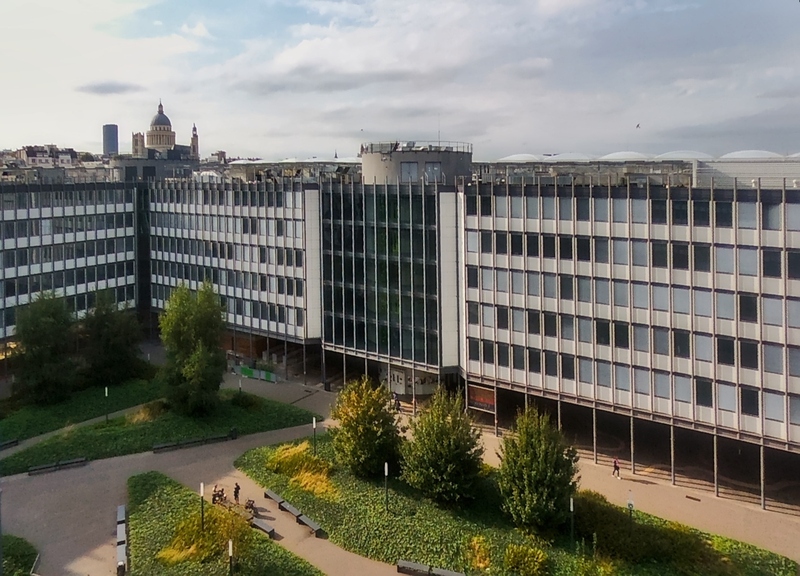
[713,434,719,497]
[322,350,327,390]
[494,386,498,436]
[592,407,597,465]
[557,398,562,430]
[630,415,635,474]
[284,337,288,379]
[760,444,766,510]
[302,343,307,386]
[670,425,675,486]
[412,369,417,416]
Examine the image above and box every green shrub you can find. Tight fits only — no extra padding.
[2,535,38,576]
[504,543,549,576]
[402,389,484,504]
[497,408,579,532]
[330,375,401,478]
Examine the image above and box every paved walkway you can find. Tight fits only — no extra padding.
[3,370,800,574]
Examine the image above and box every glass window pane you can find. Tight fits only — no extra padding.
[633,325,649,351]
[790,396,800,425]
[612,198,627,223]
[615,365,630,390]
[632,283,648,309]
[652,285,669,311]
[716,292,735,320]
[694,289,712,317]
[764,344,783,374]
[594,279,609,305]
[739,248,758,277]
[716,246,734,274]
[597,361,611,387]
[696,334,713,362]
[594,198,608,222]
[578,318,592,343]
[718,383,736,412]
[613,281,628,307]
[764,297,783,326]
[788,299,800,329]
[654,372,670,398]
[632,240,648,266]
[673,287,690,314]
[674,375,692,403]
[577,277,592,302]
[526,197,539,219]
[579,358,593,383]
[631,199,647,223]
[765,392,784,422]
[542,197,555,220]
[559,197,572,220]
[738,202,757,229]
[763,203,781,230]
[613,239,628,265]
[634,368,650,394]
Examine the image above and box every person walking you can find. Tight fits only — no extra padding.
[612,457,621,479]
[234,483,241,504]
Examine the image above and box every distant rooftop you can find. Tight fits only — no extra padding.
[361,141,472,154]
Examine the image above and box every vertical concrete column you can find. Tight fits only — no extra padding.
[760,444,766,510]
[342,354,347,386]
[321,349,327,389]
[557,399,562,430]
[630,415,635,474]
[592,407,597,465]
[494,387,499,436]
[713,434,719,497]
[302,344,307,386]
[670,425,675,485]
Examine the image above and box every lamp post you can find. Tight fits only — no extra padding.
[384,462,389,512]
[200,482,205,531]
[238,377,242,394]
[105,386,109,423]
[627,490,634,536]
[228,538,233,576]
[569,496,574,548]
[312,417,317,456]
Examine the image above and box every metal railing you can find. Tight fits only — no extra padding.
[361,141,472,154]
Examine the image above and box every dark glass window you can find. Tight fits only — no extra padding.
[594,238,609,263]
[497,306,509,330]
[559,275,574,300]
[576,237,591,261]
[738,293,758,323]
[651,199,668,224]
[717,337,735,365]
[763,249,782,278]
[673,330,691,358]
[528,348,541,373]
[481,232,493,254]
[559,237,573,260]
[789,250,800,279]
[482,340,495,364]
[467,266,478,289]
[544,352,558,376]
[468,338,480,361]
[693,201,710,226]
[672,200,689,225]
[614,322,629,349]
[576,197,590,221]
[652,241,669,268]
[527,310,541,334]
[543,235,556,258]
[480,196,492,217]
[513,346,525,370]
[715,202,733,227]
[467,302,479,325]
[596,320,611,346]
[497,343,509,367]
[510,233,524,256]
[466,196,477,216]
[561,354,575,380]
[672,243,689,270]
[526,233,539,257]
[495,232,508,255]
[740,387,759,416]
[544,312,558,337]
[695,378,713,407]
[693,245,711,272]
[740,340,759,369]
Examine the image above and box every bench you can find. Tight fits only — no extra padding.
[279,501,302,517]
[397,560,431,575]
[116,543,127,567]
[205,433,229,445]
[0,439,19,451]
[431,568,465,576]
[58,457,88,470]
[264,489,284,505]
[153,442,178,453]
[180,437,205,448]
[250,517,276,539]
[28,463,58,476]
[297,514,324,538]
[116,505,126,525]
[116,523,127,545]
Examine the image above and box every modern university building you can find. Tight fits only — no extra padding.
[3,142,800,507]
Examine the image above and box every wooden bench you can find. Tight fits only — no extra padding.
[279,501,302,517]
[0,439,19,451]
[397,559,431,575]
[116,543,127,568]
[28,462,58,476]
[431,568,465,576]
[297,514,324,538]
[58,457,88,470]
[180,437,205,448]
[264,489,284,505]
[153,442,178,453]
[205,433,229,445]
[116,505,126,525]
[116,523,127,545]
[250,517,276,539]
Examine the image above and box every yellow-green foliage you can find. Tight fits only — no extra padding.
[504,543,549,576]
[126,399,166,424]
[467,535,492,571]
[573,554,619,576]
[157,504,250,565]
[267,441,336,499]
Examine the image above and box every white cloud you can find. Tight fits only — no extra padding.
[154,19,163,26]
[180,22,211,38]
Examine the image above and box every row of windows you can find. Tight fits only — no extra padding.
[150,213,304,239]
[468,305,799,374]
[150,186,302,209]
[467,269,800,325]
[151,283,305,327]
[466,340,800,424]
[466,194,798,231]
[324,225,437,260]
[1,262,135,299]
[151,262,305,296]
[1,187,133,211]
[150,236,304,268]
[3,238,135,270]
[2,213,133,241]
[321,189,438,226]
[2,285,136,329]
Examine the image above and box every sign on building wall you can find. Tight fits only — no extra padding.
[468,385,495,412]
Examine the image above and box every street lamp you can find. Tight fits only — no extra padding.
[569,496,574,547]
[228,538,233,576]
[238,377,242,394]
[384,462,389,512]
[105,386,109,424]
[200,482,205,531]
[627,490,634,536]
[312,417,317,456]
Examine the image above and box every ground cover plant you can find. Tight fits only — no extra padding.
[2,534,38,576]
[236,435,798,576]
[127,471,323,576]
[0,390,317,476]
[0,377,163,442]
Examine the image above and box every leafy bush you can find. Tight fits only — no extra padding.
[157,505,251,565]
[497,408,579,532]
[402,388,484,504]
[2,534,38,576]
[467,535,492,572]
[330,375,401,478]
[504,543,549,576]
[267,441,336,499]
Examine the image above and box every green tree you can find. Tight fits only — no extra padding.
[401,388,483,504]
[158,281,226,415]
[81,290,142,388]
[497,408,580,532]
[330,375,401,477]
[13,292,76,404]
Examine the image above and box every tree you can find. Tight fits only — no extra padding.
[13,292,76,404]
[401,388,484,504]
[330,375,401,478]
[158,281,226,415]
[497,408,580,532]
[81,290,142,388]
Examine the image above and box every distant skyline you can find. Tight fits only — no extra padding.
[2,0,799,161]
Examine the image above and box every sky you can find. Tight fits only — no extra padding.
[1,0,799,161]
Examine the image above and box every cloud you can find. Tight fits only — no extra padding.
[153,20,163,26]
[76,81,145,95]
[180,22,211,38]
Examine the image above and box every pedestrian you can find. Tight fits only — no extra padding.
[612,457,620,479]
[234,483,240,504]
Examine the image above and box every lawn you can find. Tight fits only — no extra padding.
[0,390,318,476]
[2,534,38,576]
[236,435,798,576]
[0,378,164,442]
[127,471,323,576]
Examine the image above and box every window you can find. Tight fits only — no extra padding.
[633,325,649,351]
[527,310,540,334]
[480,196,492,216]
[632,240,648,266]
[561,354,575,380]
[716,292,735,320]
[634,369,649,394]
[789,250,800,279]
[614,322,629,349]
[615,365,630,391]
[612,198,627,223]
[764,344,783,374]
[510,196,524,219]
[482,304,494,327]
[673,330,690,358]
[466,231,478,253]
[613,239,628,265]
[494,196,507,217]
[740,248,758,277]
[559,237,573,260]
[526,233,539,257]
[497,306,509,330]
[740,340,759,369]
[764,297,783,326]
[513,345,525,370]
[631,198,648,223]
[694,290,713,317]
[653,328,670,355]
[672,243,689,270]
[578,318,592,343]
[594,197,609,221]
[481,231,493,253]
[542,197,556,220]
[596,320,611,346]
[577,277,592,302]
[579,358,593,383]
[673,200,689,225]
[594,238,609,263]
[400,162,418,183]
[545,351,558,376]
[693,200,710,226]
[715,201,733,227]
[716,246,734,274]
[654,372,670,398]
[483,340,495,364]
[497,270,509,292]
[632,283,648,309]
[576,237,591,261]
[791,395,800,425]
[693,245,711,272]
[651,199,668,224]
[466,196,478,216]
[526,197,539,219]
[695,378,713,407]
[675,375,692,403]
[738,202,757,229]
[739,293,758,322]
[467,266,478,289]
[482,268,493,290]
[718,383,736,411]
[495,232,508,254]
[652,241,668,268]
[511,233,524,256]
[559,197,573,220]
[497,343,509,367]
[468,338,480,361]
[544,273,557,298]
[765,392,784,422]
[528,348,541,373]
[652,285,669,311]
[695,334,713,362]
[717,337,735,365]
[512,308,525,333]
[559,275,574,300]
[791,347,800,377]
[468,302,479,325]
[544,312,558,336]
[597,361,611,387]
[543,235,556,258]
[613,281,628,307]
[763,249,782,278]
[527,272,540,296]
[673,287,690,315]
[577,197,590,221]
[511,271,524,294]
[763,202,781,230]
[740,387,759,417]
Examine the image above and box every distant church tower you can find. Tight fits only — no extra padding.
[190,123,199,161]
[146,100,176,153]
[131,132,146,158]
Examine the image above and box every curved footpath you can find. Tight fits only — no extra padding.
[2,373,800,574]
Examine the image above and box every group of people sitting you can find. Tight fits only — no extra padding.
[211,483,255,514]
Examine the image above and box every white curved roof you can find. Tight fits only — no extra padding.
[543,152,594,162]
[788,152,800,158]
[719,150,783,159]
[655,150,713,160]
[599,151,652,161]
[496,153,541,163]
